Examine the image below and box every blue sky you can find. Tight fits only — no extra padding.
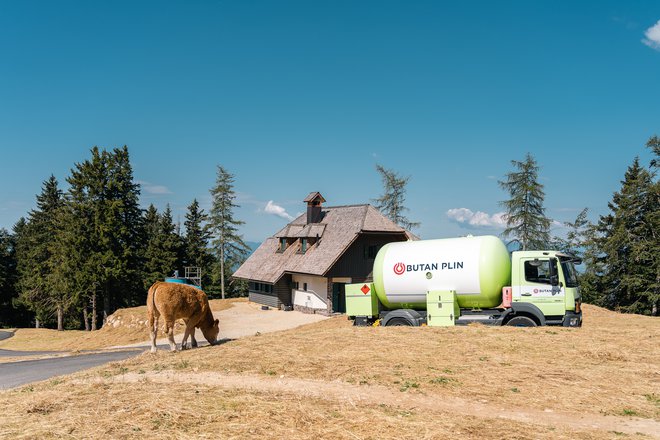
[0,1,658,242]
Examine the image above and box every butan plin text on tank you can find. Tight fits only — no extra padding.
[405,262,464,272]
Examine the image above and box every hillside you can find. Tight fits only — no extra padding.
[0,304,658,439]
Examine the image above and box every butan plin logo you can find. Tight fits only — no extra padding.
[393,261,464,275]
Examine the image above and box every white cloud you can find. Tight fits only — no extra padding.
[642,19,660,51]
[447,208,507,228]
[264,200,294,221]
[137,180,172,195]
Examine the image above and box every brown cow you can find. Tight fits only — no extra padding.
[147,281,219,353]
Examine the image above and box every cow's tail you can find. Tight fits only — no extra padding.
[148,282,160,352]
[147,282,160,329]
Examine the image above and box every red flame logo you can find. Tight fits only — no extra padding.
[393,262,405,275]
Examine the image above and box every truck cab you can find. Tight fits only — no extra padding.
[510,251,582,327]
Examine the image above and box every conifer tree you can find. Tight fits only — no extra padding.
[597,158,658,314]
[183,199,213,287]
[498,153,551,250]
[15,176,67,329]
[66,146,143,326]
[3,219,31,327]
[647,135,660,169]
[551,208,590,256]
[373,164,420,231]
[143,204,182,289]
[0,228,18,326]
[209,166,250,299]
[645,135,660,315]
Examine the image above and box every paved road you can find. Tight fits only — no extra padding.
[0,348,63,358]
[0,330,13,341]
[0,349,143,389]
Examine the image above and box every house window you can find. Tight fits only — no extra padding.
[300,238,308,254]
[278,238,287,253]
[303,282,308,291]
[250,282,274,294]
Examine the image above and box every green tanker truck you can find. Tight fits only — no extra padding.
[346,235,582,327]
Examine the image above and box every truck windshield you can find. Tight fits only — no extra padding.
[560,261,579,288]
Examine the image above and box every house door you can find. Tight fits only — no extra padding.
[332,283,346,314]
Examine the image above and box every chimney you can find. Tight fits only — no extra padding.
[303,192,326,224]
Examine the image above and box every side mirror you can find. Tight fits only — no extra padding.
[550,275,559,286]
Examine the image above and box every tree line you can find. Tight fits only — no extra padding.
[0,138,657,329]
[494,137,658,316]
[374,136,659,316]
[0,146,250,330]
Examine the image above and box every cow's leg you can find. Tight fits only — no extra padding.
[149,314,158,353]
[181,320,193,350]
[165,320,177,352]
[183,319,198,348]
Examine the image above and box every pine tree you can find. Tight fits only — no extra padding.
[498,153,551,250]
[0,228,18,326]
[15,176,67,329]
[209,166,250,299]
[597,158,658,314]
[143,204,182,289]
[644,136,660,315]
[66,146,143,327]
[573,212,610,306]
[106,146,144,309]
[373,164,420,231]
[183,199,213,288]
[5,219,31,327]
[647,135,659,169]
[551,208,590,256]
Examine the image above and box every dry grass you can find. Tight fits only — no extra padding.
[0,298,245,352]
[114,304,658,420]
[0,304,657,439]
[0,369,642,440]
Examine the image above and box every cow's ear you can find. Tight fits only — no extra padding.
[214,319,219,325]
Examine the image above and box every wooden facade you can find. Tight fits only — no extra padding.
[248,275,292,309]
[326,233,408,283]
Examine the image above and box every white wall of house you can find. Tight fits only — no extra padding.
[292,274,328,309]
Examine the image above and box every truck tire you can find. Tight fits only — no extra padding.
[505,316,537,327]
[386,317,413,326]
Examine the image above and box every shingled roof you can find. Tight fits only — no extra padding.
[233,204,412,284]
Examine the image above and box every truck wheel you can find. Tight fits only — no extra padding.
[506,316,537,327]
[386,317,413,326]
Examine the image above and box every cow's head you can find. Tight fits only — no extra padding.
[202,318,220,345]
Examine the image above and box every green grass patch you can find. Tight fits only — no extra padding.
[429,376,456,385]
[399,380,419,392]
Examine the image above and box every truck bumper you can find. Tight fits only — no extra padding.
[562,311,582,327]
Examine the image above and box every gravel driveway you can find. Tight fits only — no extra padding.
[117,301,329,349]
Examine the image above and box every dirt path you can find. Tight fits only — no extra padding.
[89,370,660,438]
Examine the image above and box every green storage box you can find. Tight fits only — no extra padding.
[345,283,379,317]
[427,290,459,327]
